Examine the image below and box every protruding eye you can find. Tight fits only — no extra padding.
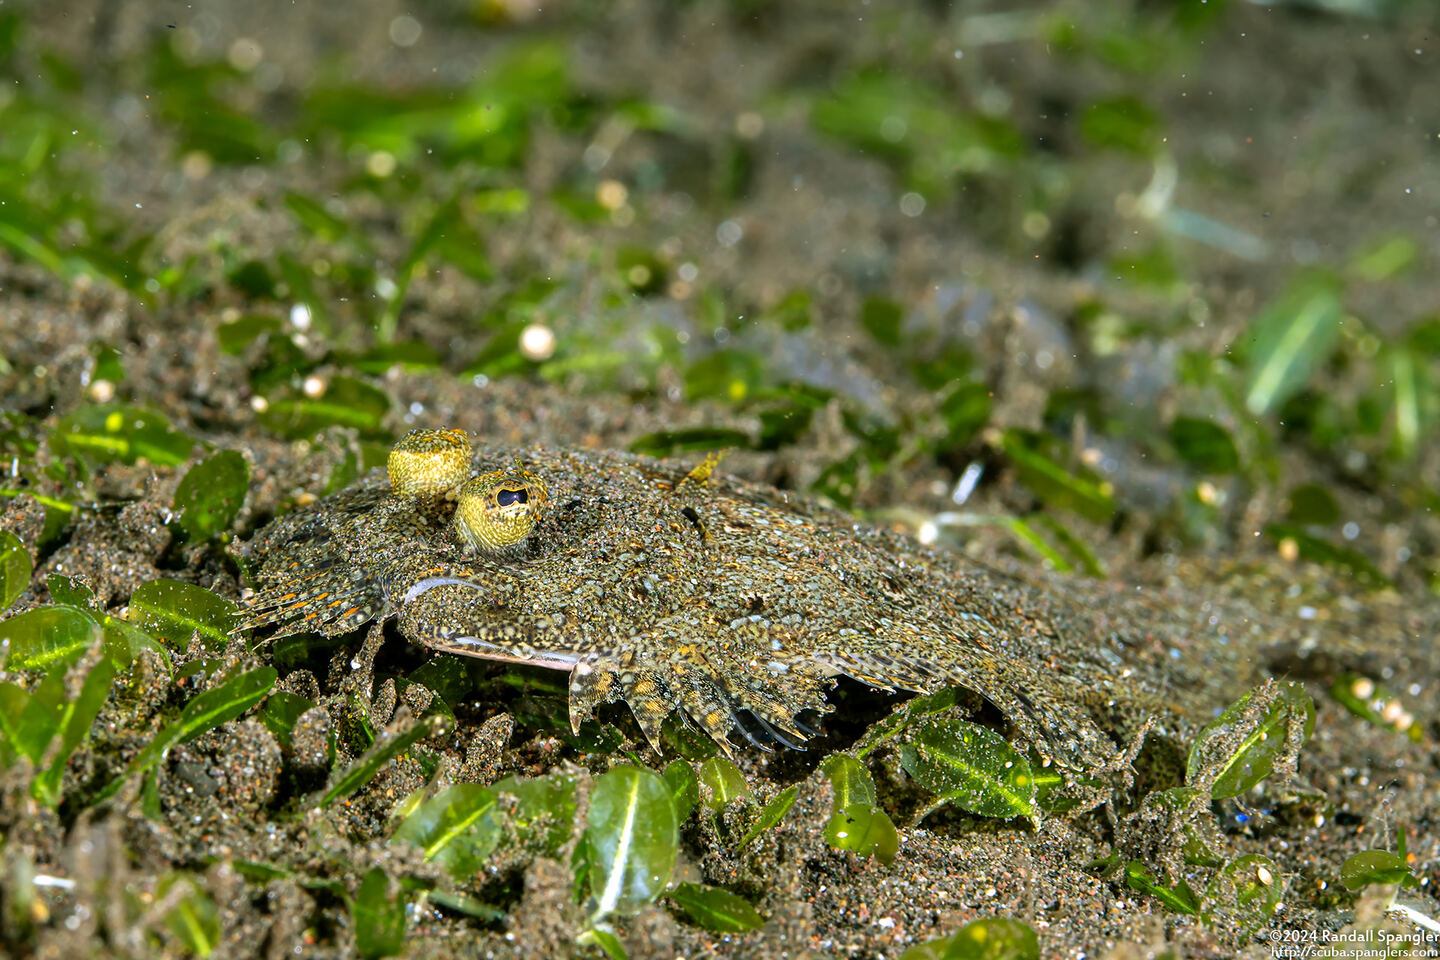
[454,465,549,556]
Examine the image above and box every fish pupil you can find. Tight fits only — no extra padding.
[497,488,528,507]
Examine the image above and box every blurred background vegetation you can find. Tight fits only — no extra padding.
[2,0,1438,589]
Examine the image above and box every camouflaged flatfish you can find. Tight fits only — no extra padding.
[237,429,1279,770]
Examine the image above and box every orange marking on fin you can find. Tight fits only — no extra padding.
[341,606,361,618]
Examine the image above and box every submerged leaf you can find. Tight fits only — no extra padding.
[1123,861,1200,915]
[98,667,277,802]
[662,760,700,823]
[162,877,221,957]
[629,428,751,458]
[1169,416,1239,475]
[824,803,898,866]
[697,756,749,810]
[899,916,1040,960]
[353,867,407,959]
[128,580,238,649]
[0,606,103,671]
[1339,850,1411,891]
[31,655,116,807]
[820,754,878,811]
[259,690,317,750]
[50,404,198,466]
[586,764,678,919]
[258,376,391,439]
[1243,280,1343,416]
[1000,430,1115,525]
[1330,673,1423,742]
[739,784,798,850]
[668,882,764,933]
[316,713,446,809]
[393,784,502,880]
[1265,524,1391,590]
[493,772,581,854]
[898,718,1038,821]
[173,450,249,541]
[0,530,31,610]
[1187,680,1315,799]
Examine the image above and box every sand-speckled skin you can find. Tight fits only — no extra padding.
[236,444,1281,770]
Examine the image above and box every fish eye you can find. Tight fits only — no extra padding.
[496,488,528,507]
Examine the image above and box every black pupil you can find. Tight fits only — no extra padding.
[496,488,527,507]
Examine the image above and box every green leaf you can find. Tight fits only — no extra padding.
[0,681,29,766]
[739,784,798,850]
[898,718,1038,821]
[1000,429,1115,524]
[899,917,1040,960]
[851,687,962,759]
[659,713,721,761]
[216,313,284,355]
[1264,524,1391,590]
[1202,854,1283,935]
[45,573,94,609]
[259,690,316,750]
[1339,850,1411,891]
[341,342,442,376]
[162,879,221,957]
[1285,483,1339,525]
[31,656,116,806]
[824,803,898,866]
[662,760,700,823]
[128,580,238,650]
[258,376,391,439]
[820,754,878,811]
[353,867,406,959]
[0,606,102,670]
[90,346,124,386]
[586,764,678,919]
[697,756,749,810]
[425,889,506,923]
[97,667,277,802]
[1243,280,1343,416]
[860,297,904,347]
[0,530,31,610]
[284,192,359,244]
[45,577,168,669]
[1186,680,1315,800]
[11,667,67,762]
[1169,416,1239,475]
[492,772,581,854]
[177,668,278,744]
[1028,514,1106,578]
[1349,234,1416,282]
[1123,861,1200,915]
[577,926,628,960]
[393,784,502,880]
[315,713,446,809]
[1080,96,1161,155]
[936,380,991,448]
[173,450,249,541]
[50,404,198,466]
[668,882,764,933]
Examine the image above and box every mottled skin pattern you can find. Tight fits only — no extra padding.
[237,441,1293,771]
